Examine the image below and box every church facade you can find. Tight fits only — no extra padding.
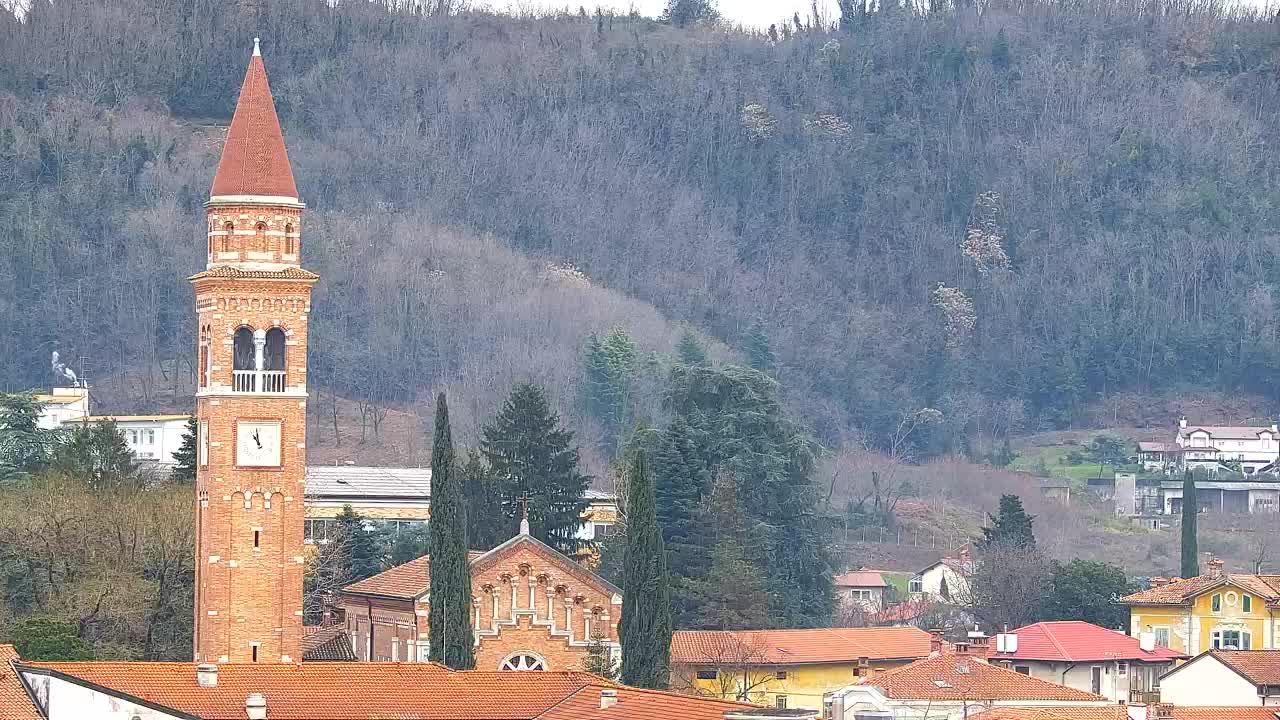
[192,39,316,664]
[339,529,622,671]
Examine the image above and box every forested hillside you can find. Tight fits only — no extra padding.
[3,0,1280,458]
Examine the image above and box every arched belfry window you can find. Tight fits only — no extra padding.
[198,325,211,388]
[254,222,268,253]
[284,224,296,256]
[233,328,255,370]
[221,222,234,253]
[264,328,286,372]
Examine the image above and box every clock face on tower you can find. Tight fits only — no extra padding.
[236,420,282,467]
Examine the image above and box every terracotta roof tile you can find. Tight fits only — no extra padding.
[20,662,585,719]
[862,654,1105,702]
[833,570,888,588]
[1208,649,1280,685]
[343,551,485,599]
[993,621,1185,663]
[210,47,299,200]
[670,627,933,666]
[300,625,355,661]
[189,265,319,281]
[0,645,41,720]
[1122,573,1280,605]
[1168,709,1280,719]
[969,708,1130,720]
[535,684,753,720]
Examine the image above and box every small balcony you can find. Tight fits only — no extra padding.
[233,370,286,393]
[1129,689,1161,705]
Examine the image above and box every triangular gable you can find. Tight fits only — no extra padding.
[470,533,621,599]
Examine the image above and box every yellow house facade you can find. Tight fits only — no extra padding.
[669,627,935,712]
[1122,560,1280,655]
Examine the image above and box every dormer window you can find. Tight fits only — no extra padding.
[1212,593,1222,612]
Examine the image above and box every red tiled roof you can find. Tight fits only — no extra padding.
[210,45,299,200]
[342,550,484,599]
[20,662,584,719]
[17,660,753,720]
[1169,709,1280,719]
[969,708,1129,720]
[535,684,753,720]
[189,266,319,281]
[862,654,1105,702]
[345,535,620,601]
[993,621,1185,663]
[1121,573,1280,605]
[0,645,41,720]
[833,570,888,588]
[301,625,355,661]
[1205,649,1280,685]
[670,627,933,666]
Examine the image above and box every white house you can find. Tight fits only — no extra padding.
[1175,418,1280,475]
[34,386,89,429]
[77,414,191,465]
[833,570,889,612]
[989,621,1185,704]
[1162,481,1280,515]
[910,546,973,604]
[1159,649,1280,707]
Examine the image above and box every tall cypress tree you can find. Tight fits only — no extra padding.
[481,383,591,555]
[619,448,672,689]
[428,393,475,669]
[1182,469,1199,578]
[654,416,711,626]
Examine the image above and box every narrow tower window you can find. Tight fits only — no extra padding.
[254,530,260,549]
[285,223,295,255]
[254,222,268,252]
[221,222,234,253]
[251,645,259,663]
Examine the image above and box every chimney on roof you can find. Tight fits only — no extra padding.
[1207,558,1225,579]
[1149,577,1167,588]
[196,663,218,688]
[246,693,267,720]
[1152,703,1174,720]
[965,626,990,660]
[929,629,945,657]
[600,689,618,709]
[1139,631,1156,653]
[1179,417,1188,430]
[995,632,1018,654]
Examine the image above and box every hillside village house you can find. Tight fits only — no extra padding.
[1159,649,1280,707]
[670,626,934,711]
[1174,418,1280,475]
[824,642,1111,720]
[989,621,1185,704]
[1122,560,1280,654]
[909,546,974,604]
[79,413,191,463]
[833,570,890,612]
[338,516,622,670]
[34,386,89,429]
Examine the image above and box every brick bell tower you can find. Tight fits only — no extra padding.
[192,38,316,664]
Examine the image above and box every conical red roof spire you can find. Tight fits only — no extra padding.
[210,38,299,201]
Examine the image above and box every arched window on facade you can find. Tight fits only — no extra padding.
[221,222,234,253]
[198,325,211,388]
[233,327,256,392]
[284,224,295,256]
[263,327,286,392]
[499,653,546,671]
[254,222,268,253]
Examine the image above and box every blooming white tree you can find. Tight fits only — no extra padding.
[932,284,976,348]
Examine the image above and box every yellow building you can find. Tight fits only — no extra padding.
[1122,559,1280,654]
[670,626,934,712]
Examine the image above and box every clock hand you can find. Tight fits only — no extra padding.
[253,430,262,449]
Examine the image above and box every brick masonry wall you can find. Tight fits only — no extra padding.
[193,202,314,664]
[340,541,621,671]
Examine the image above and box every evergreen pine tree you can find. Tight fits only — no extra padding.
[675,330,708,367]
[428,393,475,669]
[1182,469,1199,577]
[0,392,51,481]
[619,448,672,689]
[744,319,775,373]
[692,471,770,629]
[172,417,198,482]
[335,505,384,583]
[979,494,1036,550]
[481,383,591,555]
[765,444,835,627]
[654,416,711,626]
[50,420,137,490]
[582,327,637,452]
[463,450,506,551]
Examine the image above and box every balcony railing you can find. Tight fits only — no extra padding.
[1129,689,1161,705]
[232,370,286,393]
